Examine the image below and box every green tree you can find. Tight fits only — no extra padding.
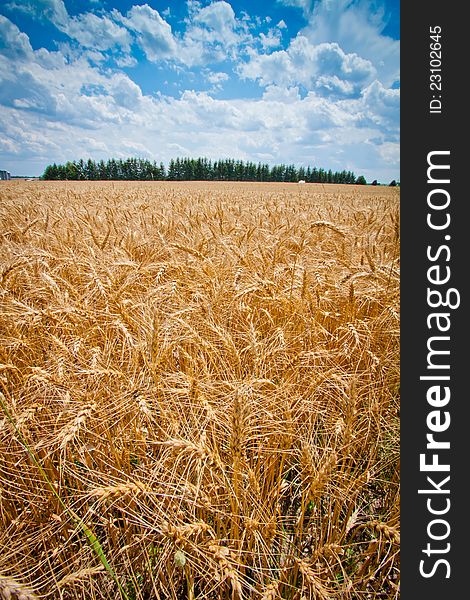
[42,163,58,180]
[85,159,97,180]
[64,161,78,180]
[167,159,176,180]
[40,156,361,185]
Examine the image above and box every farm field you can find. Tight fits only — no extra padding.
[0,181,400,599]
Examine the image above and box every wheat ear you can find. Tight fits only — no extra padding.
[0,575,39,600]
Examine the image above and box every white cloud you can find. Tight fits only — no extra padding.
[5,0,69,28]
[262,85,301,103]
[376,140,399,166]
[2,1,266,71]
[109,73,143,109]
[115,54,138,68]
[121,4,177,61]
[0,66,57,113]
[119,140,154,158]
[4,1,133,60]
[206,71,229,84]
[0,14,33,59]
[276,0,313,15]
[356,80,399,130]
[179,1,253,66]
[240,38,376,97]
[110,2,248,68]
[0,15,144,126]
[194,1,237,35]
[205,70,230,91]
[65,12,132,53]
[293,0,399,86]
[259,29,282,50]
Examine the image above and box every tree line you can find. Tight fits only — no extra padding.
[41,157,370,184]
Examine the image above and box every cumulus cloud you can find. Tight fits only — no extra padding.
[240,37,376,97]
[262,85,301,103]
[0,15,144,125]
[120,4,177,61]
[179,1,253,66]
[204,70,230,91]
[283,0,399,86]
[109,73,143,109]
[6,0,69,28]
[0,15,33,60]
[0,68,57,113]
[194,1,237,35]
[103,2,250,68]
[5,0,132,59]
[356,80,400,130]
[259,29,282,50]
[65,12,132,53]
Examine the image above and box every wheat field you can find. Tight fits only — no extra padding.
[0,181,400,599]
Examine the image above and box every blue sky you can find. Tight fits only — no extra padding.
[0,0,399,181]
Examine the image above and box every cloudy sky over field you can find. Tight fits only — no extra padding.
[0,0,399,181]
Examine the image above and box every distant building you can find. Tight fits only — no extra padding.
[0,170,11,180]
[298,179,306,184]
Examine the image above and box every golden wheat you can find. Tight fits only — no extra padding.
[0,180,399,599]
